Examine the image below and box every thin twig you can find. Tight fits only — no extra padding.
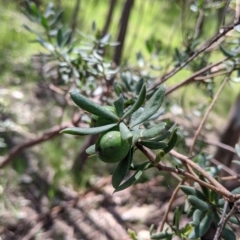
[189,71,233,156]
[165,58,228,96]
[158,179,185,232]
[0,116,81,168]
[213,200,229,240]
[170,150,235,200]
[149,19,240,90]
[138,145,239,201]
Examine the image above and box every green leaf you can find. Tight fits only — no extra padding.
[130,85,166,128]
[60,123,118,136]
[41,16,48,29]
[137,122,166,139]
[70,90,119,121]
[86,144,96,155]
[163,128,178,154]
[180,186,206,201]
[129,107,144,130]
[189,212,213,239]
[186,206,195,218]
[222,228,236,240]
[153,124,177,141]
[198,212,214,236]
[135,78,144,95]
[229,216,240,225]
[57,28,63,47]
[192,209,204,225]
[188,195,211,212]
[151,232,173,239]
[140,141,167,150]
[112,149,133,189]
[49,10,63,26]
[149,224,155,236]
[114,94,124,117]
[219,45,237,58]
[199,175,210,198]
[122,84,146,119]
[119,122,133,140]
[173,206,182,230]
[114,162,151,192]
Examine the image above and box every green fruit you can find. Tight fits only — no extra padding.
[91,106,117,127]
[95,131,131,163]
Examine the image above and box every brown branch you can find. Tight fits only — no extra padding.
[138,145,239,201]
[189,71,232,156]
[203,138,237,154]
[165,58,228,96]
[159,179,185,232]
[0,116,81,168]
[149,19,240,91]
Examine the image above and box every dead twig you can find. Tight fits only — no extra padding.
[189,71,233,156]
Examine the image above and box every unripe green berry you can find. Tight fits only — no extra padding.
[95,131,131,163]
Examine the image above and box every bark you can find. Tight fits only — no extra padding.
[214,94,240,173]
[113,0,134,65]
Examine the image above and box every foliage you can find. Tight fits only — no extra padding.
[2,0,240,239]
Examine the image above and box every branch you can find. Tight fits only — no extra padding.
[165,58,228,96]
[213,200,229,240]
[149,19,240,90]
[189,71,233,156]
[159,179,185,232]
[138,145,239,201]
[0,117,81,168]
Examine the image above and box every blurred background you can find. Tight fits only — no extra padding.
[1,0,240,239]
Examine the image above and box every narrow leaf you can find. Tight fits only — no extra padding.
[135,78,144,95]
[114,162,151,192]
[130,85,166,128]
[114,94,124,117]
[112,149,133,189]
[163,128,178,153]
[180,186,206,201]
[122,84,146,118]
[193,209,204,225]
[70,90,119,121]
[153,124,177,141]
[119,122,133,140]
[198,212,214,237]
[60,123,118,136]
[140,141,167,150]
[188,195,210,212]
[151,232,173,239]
[129,107,144,130]
[86,144,96,155]
[137,122,166,139]
[222,228,236,240]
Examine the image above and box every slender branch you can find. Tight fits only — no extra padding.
[211,158,237,177]
[189,71,233,156]
[138,145,238,201]
[165,58,228,96]
[213,200,229,240]
[221,175,240,181]
[0,116,81,168]
[170,150,234,200]
[149,19,240,90]
[159,179,185,232]
[202,138,236,154]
